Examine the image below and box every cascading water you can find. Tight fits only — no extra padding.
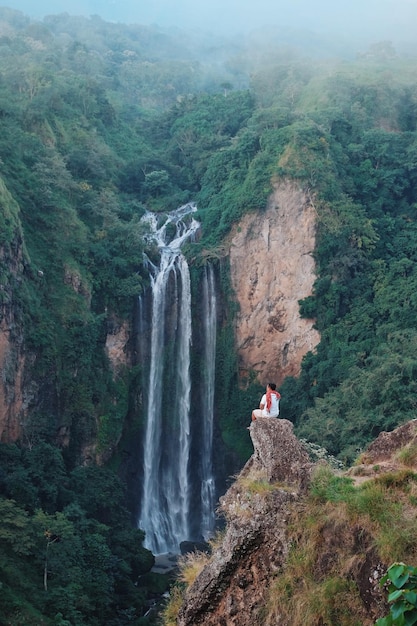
[139,204,201,554]
[200,264,217,539]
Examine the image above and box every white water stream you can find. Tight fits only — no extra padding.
[200,264,217,539]
[139,204,203,554]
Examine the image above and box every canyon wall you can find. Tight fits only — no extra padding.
[0,180,27,443]
[0,179,319,446]
[228,180,320,386]
[0,286,26,443]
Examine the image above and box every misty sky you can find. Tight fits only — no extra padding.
[3,0,417,42]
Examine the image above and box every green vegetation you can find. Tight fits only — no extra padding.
[376,563,417,626]
[161,545,212,624]
[2,5,417,622]
[265,465,417,624]
[2,8,417,465]
[0,442,155,625]
[162,464,417,625]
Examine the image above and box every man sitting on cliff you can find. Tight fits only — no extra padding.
[251,383,281,421]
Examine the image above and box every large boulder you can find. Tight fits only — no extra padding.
[247,417,313,489]
[360,419,417,464]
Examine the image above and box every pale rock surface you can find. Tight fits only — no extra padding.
[348,419,417,482]
[228,180,320,385]
[105,319,131,371]
[361,419,417,464]
[247,417,313,488]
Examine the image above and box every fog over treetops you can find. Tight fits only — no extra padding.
[4,0,417,50]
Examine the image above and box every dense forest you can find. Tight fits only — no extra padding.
[1,5,417,624]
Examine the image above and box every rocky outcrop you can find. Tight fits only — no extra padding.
[228,180,320,386]
[361,419,417,464]
[176,419,417,626]
[177,418,313,626]
[247,417,313,487]
[105,317,131,371]
[348,419,417,482]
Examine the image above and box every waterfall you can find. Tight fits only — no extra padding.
[139,204,200,554]
[200,264,217,539]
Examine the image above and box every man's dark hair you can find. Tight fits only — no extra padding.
[268,383,276,390]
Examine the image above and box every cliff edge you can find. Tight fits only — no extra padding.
[175,419,417,626]
[177,418,314,626]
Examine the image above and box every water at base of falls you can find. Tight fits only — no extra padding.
[138,204,216,554]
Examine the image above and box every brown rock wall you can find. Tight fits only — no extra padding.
[0,322,25,442]
[0,233,26,442]
[228,180,320,385]
[105,319,131,371]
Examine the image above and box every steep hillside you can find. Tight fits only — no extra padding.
[0,177,27,441]
[166,419,417,626]
[1,7,417,465]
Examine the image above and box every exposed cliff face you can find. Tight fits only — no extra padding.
[176,420,417,626]
[0,306,26,443]
[105,318,131,371]
[0,181,27,443]
[229,180,320,386]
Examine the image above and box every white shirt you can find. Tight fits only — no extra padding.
[260,392,280,417]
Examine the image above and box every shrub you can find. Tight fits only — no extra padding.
[376,562,417,626]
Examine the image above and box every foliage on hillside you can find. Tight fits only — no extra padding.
[3,7,417,465]
[0,441,155,625]
[275,62,417,462]
[194,55,417,463]
[263,464,417,625]
[162,462,417,626]
[0,9,257,623]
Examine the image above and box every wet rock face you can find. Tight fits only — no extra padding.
[228,180,320,386]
